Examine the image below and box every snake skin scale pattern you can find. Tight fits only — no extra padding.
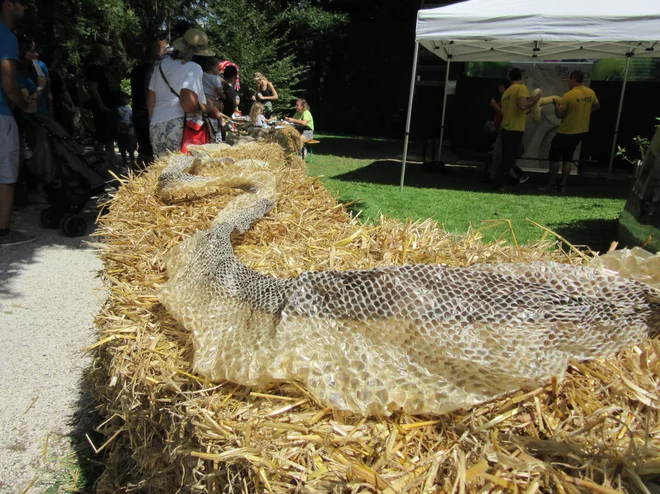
[156,151,660,416]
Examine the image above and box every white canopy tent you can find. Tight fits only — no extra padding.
[400,0,660,190]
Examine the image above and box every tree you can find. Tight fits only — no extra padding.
[278,1,348,111]
[21,0,139,68]
[195,0,309,115]
[304,0,420,136]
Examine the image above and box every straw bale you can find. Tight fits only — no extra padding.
[91,142,660,493]
[267,125,304,157]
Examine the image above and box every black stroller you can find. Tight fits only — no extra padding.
[16,113,110,237]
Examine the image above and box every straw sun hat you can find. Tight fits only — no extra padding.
[172,28,215,57]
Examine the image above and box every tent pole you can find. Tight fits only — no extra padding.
[437,55,452,162]
[399,41,420,192]
[607,54,632,178]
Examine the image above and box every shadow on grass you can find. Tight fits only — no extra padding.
[551,217,621,254]
[314,134,413,160]
[329,159,632,200]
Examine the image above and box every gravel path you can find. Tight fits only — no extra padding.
[0,203,104,493]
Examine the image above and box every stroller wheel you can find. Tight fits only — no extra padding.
[61,215,88,237]
[39,207,64,229]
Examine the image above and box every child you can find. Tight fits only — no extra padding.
[200,57,224,110]
[199,57,224,141]
[117,93,136,169]
[285,98,315,159]
[249,102,269,128]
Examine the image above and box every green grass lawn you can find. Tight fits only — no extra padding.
[308,134,630,252]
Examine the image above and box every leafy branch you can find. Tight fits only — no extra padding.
[617,117,660,165]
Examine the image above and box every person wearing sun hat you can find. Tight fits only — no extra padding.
[146,28,221,156]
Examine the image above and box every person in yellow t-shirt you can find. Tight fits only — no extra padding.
[544,70,600,192]
[493,68,541,192]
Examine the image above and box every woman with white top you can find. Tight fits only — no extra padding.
[146,29,221,156]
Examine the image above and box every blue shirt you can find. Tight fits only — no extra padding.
[18,61,49,114]
[0,21,18,116]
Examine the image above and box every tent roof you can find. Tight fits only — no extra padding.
[416,0,660,61]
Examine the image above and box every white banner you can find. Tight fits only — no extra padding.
[509,62,594,172]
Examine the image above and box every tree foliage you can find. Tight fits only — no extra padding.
[21,0,139,68]
[198,0,306,115]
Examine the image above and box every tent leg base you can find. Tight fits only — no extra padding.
[422,138,440,162]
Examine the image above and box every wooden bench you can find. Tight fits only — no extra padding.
[305,139,320,162]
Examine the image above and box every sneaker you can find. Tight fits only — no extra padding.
[518,175,530,184]
[0,230,37,247]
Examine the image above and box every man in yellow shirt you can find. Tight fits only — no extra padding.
[494,68,541,192]
[545,70,600,192]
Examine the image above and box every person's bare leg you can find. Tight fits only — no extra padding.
[560,161,573,188]
[128,146,135,168]
[489,136,502,180]
[105,140,116,169]
[300,134,310,145]
[548,161,560,186]
[0,183,15,230]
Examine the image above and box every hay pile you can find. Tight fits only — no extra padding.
[91,142,660,493]
[267,125,303,156]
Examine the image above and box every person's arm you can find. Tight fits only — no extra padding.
[180,65,221,118]
[286,117,309,125]
[263,81,278,101]
[517,89,541,111]
[490,97,503,115]
[41,63,53,113]
[286,113,309,125]
[53,73,74,112]
[591,100,600,113]
[22,76,46,103]
[146,89,156,119]
[553,97,568,119]
[180,88,221,119]
[46,86,53,114]
[62,88,75,112]
[88,81,109,112]
[1,60,36,112]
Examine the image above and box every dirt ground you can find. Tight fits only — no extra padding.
[0,203,104,492]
